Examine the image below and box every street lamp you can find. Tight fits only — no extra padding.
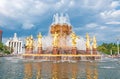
[117,38,119,55]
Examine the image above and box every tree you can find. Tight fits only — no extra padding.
[0,42,4,52]
[97,43,119,55]
[0,42,12,55]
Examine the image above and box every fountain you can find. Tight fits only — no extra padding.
[23,13,101,61]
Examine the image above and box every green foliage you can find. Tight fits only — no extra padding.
[97,43,119,55]
[4,50,10,54]
[0,42,4,52]
[0,42,11,55]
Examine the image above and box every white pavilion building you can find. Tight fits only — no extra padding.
[6,33,23,54]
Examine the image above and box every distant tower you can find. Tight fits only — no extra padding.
[0,30,2,42]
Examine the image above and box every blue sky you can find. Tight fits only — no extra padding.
[0,0,120,44]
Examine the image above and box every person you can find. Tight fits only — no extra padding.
[70,32,79,47]
[52,32,59,47]
[37,32,42,47]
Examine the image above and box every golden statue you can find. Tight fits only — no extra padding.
[93,36,97,49]
[27,35,34,49]
[70,32,79,47]
[86,33,90,49]
[37,32,42,47]
[52,32,59,47]
[25,37,29,48]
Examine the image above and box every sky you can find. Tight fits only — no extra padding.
[0,0,120,44]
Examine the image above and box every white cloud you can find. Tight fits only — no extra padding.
[73,27,83,31]
[69,0,75,7]
[86,23,98,28]
[111,1,120,8]
[99,26,107,30]
[85,23,108,30]
[100,10,120,19]
[0,0,120,43]
[74,23,107,32]
[2,37,9,44]
[0,0,27,18]
[113,29,120,32]
[22,21,34,30]
[54,0,75,10]
[0,0,51,29]
[83,0,103,9]
[106,21,120,24]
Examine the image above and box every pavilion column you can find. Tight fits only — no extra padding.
[9,42,12,53]
[18,43,19,53]
[18,42,20,54]
[15,42,17,54]
[9,42,11,48]
[12,42,13,48]
[11,42,13,48]
[16,42,17,54]
[12,42,14,54]
[9,42,10,47]
[13,42,15,54]
[21,42,22,53]
[14,42,15,48]
[19,42,22,53]
[17,42,18,54]
[14,42,15,54]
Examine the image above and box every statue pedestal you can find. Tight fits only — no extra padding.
[72,47,77,60]
[92,48,100,60]
[72,47,77,55]
[24,48,33,59]
[53,47,58,54]
[86,48,90,54]
[86,48,92,60]
[25,48,29,54]
[25,48,33,54]
[28,48,33,54]
[37,47,42,54]
[34,47,42,60]
[52,47,60,61]
[92,48,97,55]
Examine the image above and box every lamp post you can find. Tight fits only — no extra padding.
[117,38,119,55]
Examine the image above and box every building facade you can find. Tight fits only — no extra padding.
[6,33,22,54]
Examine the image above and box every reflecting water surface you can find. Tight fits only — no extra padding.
[24,63,33,79]
[0,57,120,79]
